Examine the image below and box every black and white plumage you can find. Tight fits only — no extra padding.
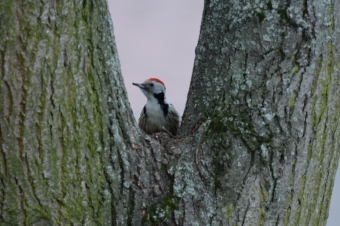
[132,78,180,135]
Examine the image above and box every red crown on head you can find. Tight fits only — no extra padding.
[148,78,166,88]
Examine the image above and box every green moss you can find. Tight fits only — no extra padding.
[142,192,181,225]
[290,65,299,76]
[313,44,332,126]
[284,193,292,226]
[257,209,267,225]
[0,1,14,41]
[311,57,323,95]
[304,124,328,225]
[205,106,272,153]
[225,203,235,220]
[293,175,306,225]
[276,76,282,84]
[27,206,53,225]
[327,43,334,75]
[329,17,334,32]
[332,60,340,133]
[260,182,267,201]
[288,92,297,107]
[284,172,295,225]
[59,199,85,222]
[306,42,339,224]
[328,5,334,31]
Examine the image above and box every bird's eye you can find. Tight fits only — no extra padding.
[150,83,154,87]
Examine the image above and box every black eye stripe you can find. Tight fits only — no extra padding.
[150,83,154,87]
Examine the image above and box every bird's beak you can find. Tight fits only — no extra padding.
[132,82,145,89]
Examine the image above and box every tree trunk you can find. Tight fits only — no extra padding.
[0,0,339,226]
[177,0,340,225]
[0,0,139,225]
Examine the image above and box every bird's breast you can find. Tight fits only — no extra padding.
[145,101,167,126]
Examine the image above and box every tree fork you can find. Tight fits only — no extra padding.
[0,0,339,225]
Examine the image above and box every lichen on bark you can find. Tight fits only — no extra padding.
[178,0,340,225]
[0,0,138,225]
[1,0,339,225]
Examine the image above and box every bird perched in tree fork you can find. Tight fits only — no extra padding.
[133,78,180,136]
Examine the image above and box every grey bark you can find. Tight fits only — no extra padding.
[0,0,139,225]
[0,0,339,226]
[178,0,340,225]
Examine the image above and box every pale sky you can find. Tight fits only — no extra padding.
[108,1,339,225]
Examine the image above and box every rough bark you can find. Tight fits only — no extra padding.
[0,0,140,225]
[0,0,339,226]
[178,0,340,225]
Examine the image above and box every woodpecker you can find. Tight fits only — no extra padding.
[133,78,180,136]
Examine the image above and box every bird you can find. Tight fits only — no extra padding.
[132,78,180,136]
